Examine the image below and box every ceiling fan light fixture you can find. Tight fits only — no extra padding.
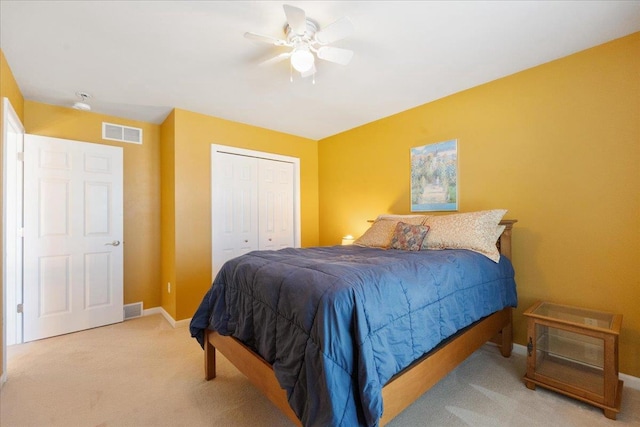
[246,4,354,80]
[290,48,314,73]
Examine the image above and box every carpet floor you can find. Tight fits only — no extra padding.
[1,314,638,426]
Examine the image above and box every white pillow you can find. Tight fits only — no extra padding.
[421,210,507,262]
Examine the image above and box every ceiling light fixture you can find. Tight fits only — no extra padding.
[290,47,314,73]
[73,92,92,111]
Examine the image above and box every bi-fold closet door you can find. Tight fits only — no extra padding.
[211,149,295,278]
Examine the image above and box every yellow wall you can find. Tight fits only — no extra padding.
[163,109,319,320]
[0,49,25,382]
[318,33,640,377]
[160,110,177,318]
[1,51,24,119]
[24,102,162,310]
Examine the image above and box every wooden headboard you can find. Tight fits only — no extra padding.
[498,219,517,261]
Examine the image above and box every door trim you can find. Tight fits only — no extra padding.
[2,97,25,386]
[210,144,301,282]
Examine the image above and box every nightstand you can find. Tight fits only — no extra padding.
[523,301,623,420]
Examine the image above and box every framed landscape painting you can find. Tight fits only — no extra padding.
[411,139,458,212]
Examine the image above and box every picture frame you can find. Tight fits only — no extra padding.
[410,139,458,212]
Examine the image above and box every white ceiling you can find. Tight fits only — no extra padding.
[1,1,639,140]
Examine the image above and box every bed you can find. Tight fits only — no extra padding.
[190,216,517,426]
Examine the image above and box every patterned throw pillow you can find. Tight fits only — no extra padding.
[389,222,430,251]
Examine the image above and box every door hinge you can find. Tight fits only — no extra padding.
[17,303,23,314]
[17,152,24,162]
[17,227,24,238]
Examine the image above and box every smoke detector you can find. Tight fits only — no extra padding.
[73,92,92,111]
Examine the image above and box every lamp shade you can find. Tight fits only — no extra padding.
[341,235,355,245]
[290,47,314,72]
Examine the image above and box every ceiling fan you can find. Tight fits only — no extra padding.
[245,4,354,80]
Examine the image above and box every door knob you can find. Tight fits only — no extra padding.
[105,240,121,246]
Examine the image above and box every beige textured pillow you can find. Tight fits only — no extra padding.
[421,210,507,262]
[355,216,426,249]
[376,214,430,222]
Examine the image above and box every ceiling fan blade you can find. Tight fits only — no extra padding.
[300,64,316,78]
[315,17,354,45]
[259,52,292,67]
[283,4,307,36]
[244,32,287,46]
[316,46,354,65]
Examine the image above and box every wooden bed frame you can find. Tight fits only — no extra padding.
[203,219,517,426]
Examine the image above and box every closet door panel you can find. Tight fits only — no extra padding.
[259,159,294,250]
[212,153,259,276]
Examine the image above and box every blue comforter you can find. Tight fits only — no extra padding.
[190,245,517,427]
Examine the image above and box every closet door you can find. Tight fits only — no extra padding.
[211,145,299,280]
[211,153,259,276]
[258,159,294,250]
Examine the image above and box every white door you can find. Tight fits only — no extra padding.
[23,135,124,342]
[258,159,294,250]
[211,152,259,276]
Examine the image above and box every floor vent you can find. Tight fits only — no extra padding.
[102,122,143,144]
[123,302,144,320]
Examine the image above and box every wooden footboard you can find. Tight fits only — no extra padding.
[205,329,300,425]
[379,307,512,425]
[205,307,513,426]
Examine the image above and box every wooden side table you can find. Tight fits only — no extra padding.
[523,301,623,420]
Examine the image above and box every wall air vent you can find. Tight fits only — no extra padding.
[123,302,143,320]
[102,122,143,144]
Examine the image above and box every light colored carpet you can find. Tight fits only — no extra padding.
[1,314,638,426]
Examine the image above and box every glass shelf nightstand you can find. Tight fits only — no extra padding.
[523,301,623,420]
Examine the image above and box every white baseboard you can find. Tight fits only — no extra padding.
[621,372,640,391]
[174,317,192,328]
[143,306,191,329]
[513,342,527,356]
[142,307,163,317]
[512,343,640,391]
